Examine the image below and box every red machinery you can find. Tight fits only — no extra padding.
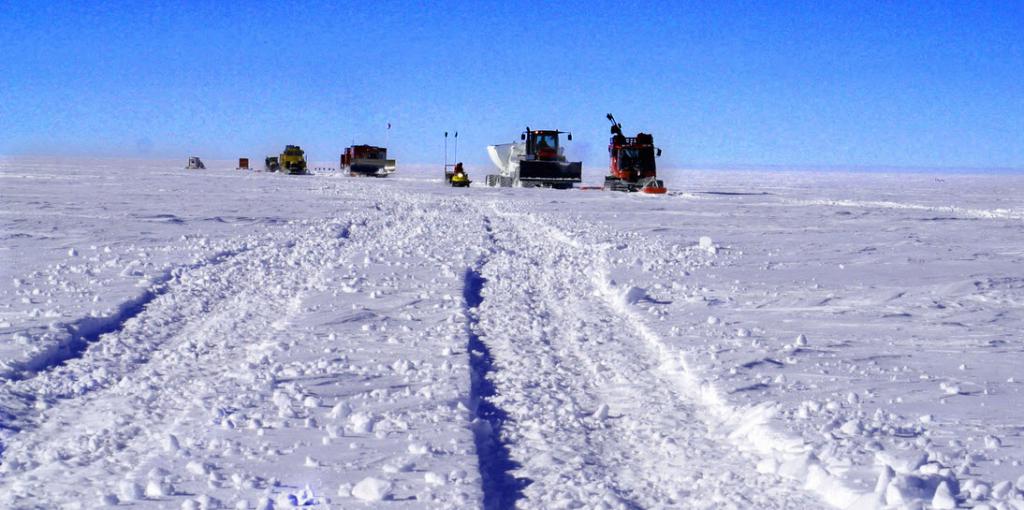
[604,114,666,194]
[341,145,396,177]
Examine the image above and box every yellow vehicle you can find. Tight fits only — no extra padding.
[280,145,308,175]
[450,171,470,187]
[445,162,471,187]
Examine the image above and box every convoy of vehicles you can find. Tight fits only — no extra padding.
[191,115,671,193]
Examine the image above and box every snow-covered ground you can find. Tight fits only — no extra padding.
[1,156,1022,509]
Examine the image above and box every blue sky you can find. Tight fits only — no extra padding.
[1,1,1022,169]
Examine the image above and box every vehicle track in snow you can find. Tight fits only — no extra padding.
[3,247,250,383]
[1,183,495,508]
[469,202,824,509]
[1,178,836,508]
[0,218,355,502]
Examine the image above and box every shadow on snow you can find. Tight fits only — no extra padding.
[463,267,531,509]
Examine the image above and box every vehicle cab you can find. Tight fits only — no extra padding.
[523,129,570,161]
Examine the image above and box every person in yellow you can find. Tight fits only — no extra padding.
[451,162,470,186]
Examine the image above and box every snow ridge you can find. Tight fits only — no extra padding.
[788,198,1024,220]
[591,267,878,508]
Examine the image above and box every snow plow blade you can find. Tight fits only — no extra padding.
[350,164,381,176]
[349,159,396,177]
[518,160,582,184]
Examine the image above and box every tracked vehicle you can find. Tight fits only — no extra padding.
[279,145,308,175]
[604,114,665,194]
[485,128,582,189]
[341,145,396,177]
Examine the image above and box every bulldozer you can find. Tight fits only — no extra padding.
[264,156,281,172]
[279,145,309,175]
[341,145,396,177]
[485,128,582,189]
[604,114,666,194]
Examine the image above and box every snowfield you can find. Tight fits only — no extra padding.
[1,156,1023,509]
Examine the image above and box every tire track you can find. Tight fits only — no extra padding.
[4,248,248,382]
[473,203,825,508]
[509,207,875,508]
[463,215,531,510]
[464,264,531,509]
[0,220,353,485]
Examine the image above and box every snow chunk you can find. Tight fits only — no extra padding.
[424,471,445,486]
[991,480,1013,499]
[145,478,172,498]
[347,412,376,434]
[778,452,819,479]
[328,402,352,420]
[186,460,211,476]
[940,381,962,395]
[698,236,717,254]
[118,480,144,502]
[408,442,430,455]
[984,435,1002,449]
[840,419,863,436]
[164,433,181,452]
[885,475,929,505]
[351,477,392,501]
[886,473,957,507]
[931,481,957,509]
[623,286,649,305]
